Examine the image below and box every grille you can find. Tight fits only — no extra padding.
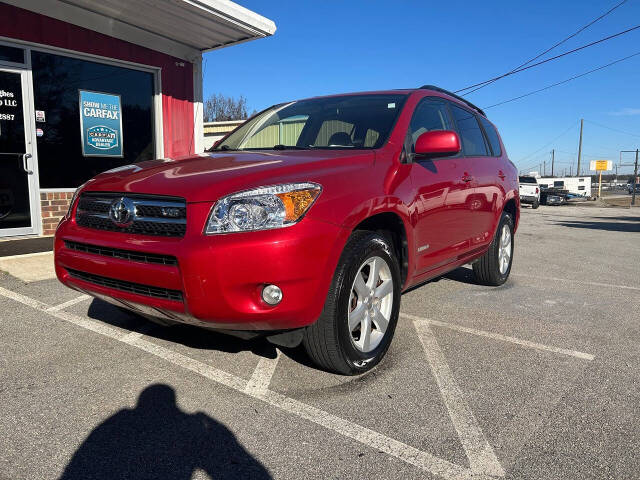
[64,241,178,266]
[76,193,187,237]
[67,268,183,302]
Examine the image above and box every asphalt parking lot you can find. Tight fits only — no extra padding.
[1,205,639,480]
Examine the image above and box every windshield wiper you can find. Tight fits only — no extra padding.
[271,144,310,150]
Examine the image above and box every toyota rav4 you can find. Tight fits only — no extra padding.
[54,85,519,375]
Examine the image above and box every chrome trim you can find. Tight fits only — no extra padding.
[76,211,186,224]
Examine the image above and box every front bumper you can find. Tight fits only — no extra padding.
[55,202,348,331]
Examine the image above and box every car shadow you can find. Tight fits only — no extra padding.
[58,384,272,480]
[86,299,278,359]
[554,220,640,233]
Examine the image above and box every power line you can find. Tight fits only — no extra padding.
[454,23,640,94]
[584,119,640,138]
[483,51,640,109]
[459,0,628,95]
[518,122,577,163]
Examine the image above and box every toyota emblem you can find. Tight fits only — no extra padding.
[109,197,135,227]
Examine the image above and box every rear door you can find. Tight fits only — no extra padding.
[473,115,506,246]
[448,105,493,250]
[408,98,476,274]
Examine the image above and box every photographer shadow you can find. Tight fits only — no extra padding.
[59,384,271,480]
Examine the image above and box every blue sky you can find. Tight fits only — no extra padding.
[203,1,640,176]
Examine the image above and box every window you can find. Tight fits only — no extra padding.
[579,178,584,182]
[0,45,24,64]
[578,186,585,190]
[31,51,155,188]
[409,98,452,150]
[215,94,406,151]
[449,104,488,156]
[554,181,565,187]
[519,176,537,184]
[478,116,502,156]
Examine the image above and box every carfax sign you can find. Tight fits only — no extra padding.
[79,90,123,157]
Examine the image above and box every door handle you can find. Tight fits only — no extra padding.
[462,174,473,183]
[22,153,33,174]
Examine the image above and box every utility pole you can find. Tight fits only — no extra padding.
[577,118,584,177]
[539,163,542,175]
[551,149,555,177]
[543,160,546,176]
[570,164,572,176]
[619,150,639,206]
[634,149,638,206]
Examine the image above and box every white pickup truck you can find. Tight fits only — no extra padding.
[519,176,540,209]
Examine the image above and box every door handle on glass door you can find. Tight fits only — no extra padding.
[22,153,33,174]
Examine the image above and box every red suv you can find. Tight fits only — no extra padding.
[55,85,519,375]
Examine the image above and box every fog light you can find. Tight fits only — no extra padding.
[262,284,282,305]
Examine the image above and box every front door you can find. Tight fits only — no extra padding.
[0,68,38,236]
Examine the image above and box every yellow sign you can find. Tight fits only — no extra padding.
[590,160,612,171]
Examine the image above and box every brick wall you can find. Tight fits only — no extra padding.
[40,192,73,236]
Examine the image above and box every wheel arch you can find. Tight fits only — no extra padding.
[351,211,409,287]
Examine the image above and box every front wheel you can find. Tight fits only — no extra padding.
[303,231,401,375]
[473,212,514,286]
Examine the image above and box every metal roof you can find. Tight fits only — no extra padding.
[10,0,276,60]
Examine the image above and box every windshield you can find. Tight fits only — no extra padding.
[519,176,537,184]
[213,94,407,151]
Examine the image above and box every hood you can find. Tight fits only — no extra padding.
[82,150,375,203]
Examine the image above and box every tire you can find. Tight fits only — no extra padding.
[303,231,401,375]
[473,211,514,286]
[531,199,539,209]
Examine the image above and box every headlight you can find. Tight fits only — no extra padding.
[205,183,321,234]
[66,184,85,219]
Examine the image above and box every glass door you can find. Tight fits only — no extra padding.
[0,67,38,236]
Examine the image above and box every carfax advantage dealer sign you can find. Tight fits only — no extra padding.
[79,90,124,157]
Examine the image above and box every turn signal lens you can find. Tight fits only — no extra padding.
[276,189,321,222]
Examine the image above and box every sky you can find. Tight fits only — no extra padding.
[203,0,640,177]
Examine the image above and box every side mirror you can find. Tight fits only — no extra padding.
[414,130,461,158]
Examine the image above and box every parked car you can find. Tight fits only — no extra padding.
[628,181,640,194]
[54,85,519,375]
[518,176,540,209]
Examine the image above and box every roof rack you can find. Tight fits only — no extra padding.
[419,85,486,117]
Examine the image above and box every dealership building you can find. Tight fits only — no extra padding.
[0,0,275,237]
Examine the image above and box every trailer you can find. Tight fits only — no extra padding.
[537,176,592,197]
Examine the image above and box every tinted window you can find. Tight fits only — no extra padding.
[478,116,502,156]
[216,94,406,151]
[0,45,24,64]
[409,98,452,149]
[32,51,155,188]
[554,181,564,187]
[519,176,537,184]
[450,104,488,156]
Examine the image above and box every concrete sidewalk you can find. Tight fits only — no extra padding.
[0,252,56,282]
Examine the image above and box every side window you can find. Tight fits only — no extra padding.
[409,98,452,150]
[478,116,502,156]
[449,104,488,156]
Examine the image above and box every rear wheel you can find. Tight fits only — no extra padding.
[531,199,539,209]
[473,212,514,286]
[303,231,401,375]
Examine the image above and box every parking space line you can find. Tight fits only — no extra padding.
[414,320,505,477]
[402,314,595,361]
[245,352,281,394]
[46,294,91,312]
[0,285,497,480]
[511,273,640,292]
